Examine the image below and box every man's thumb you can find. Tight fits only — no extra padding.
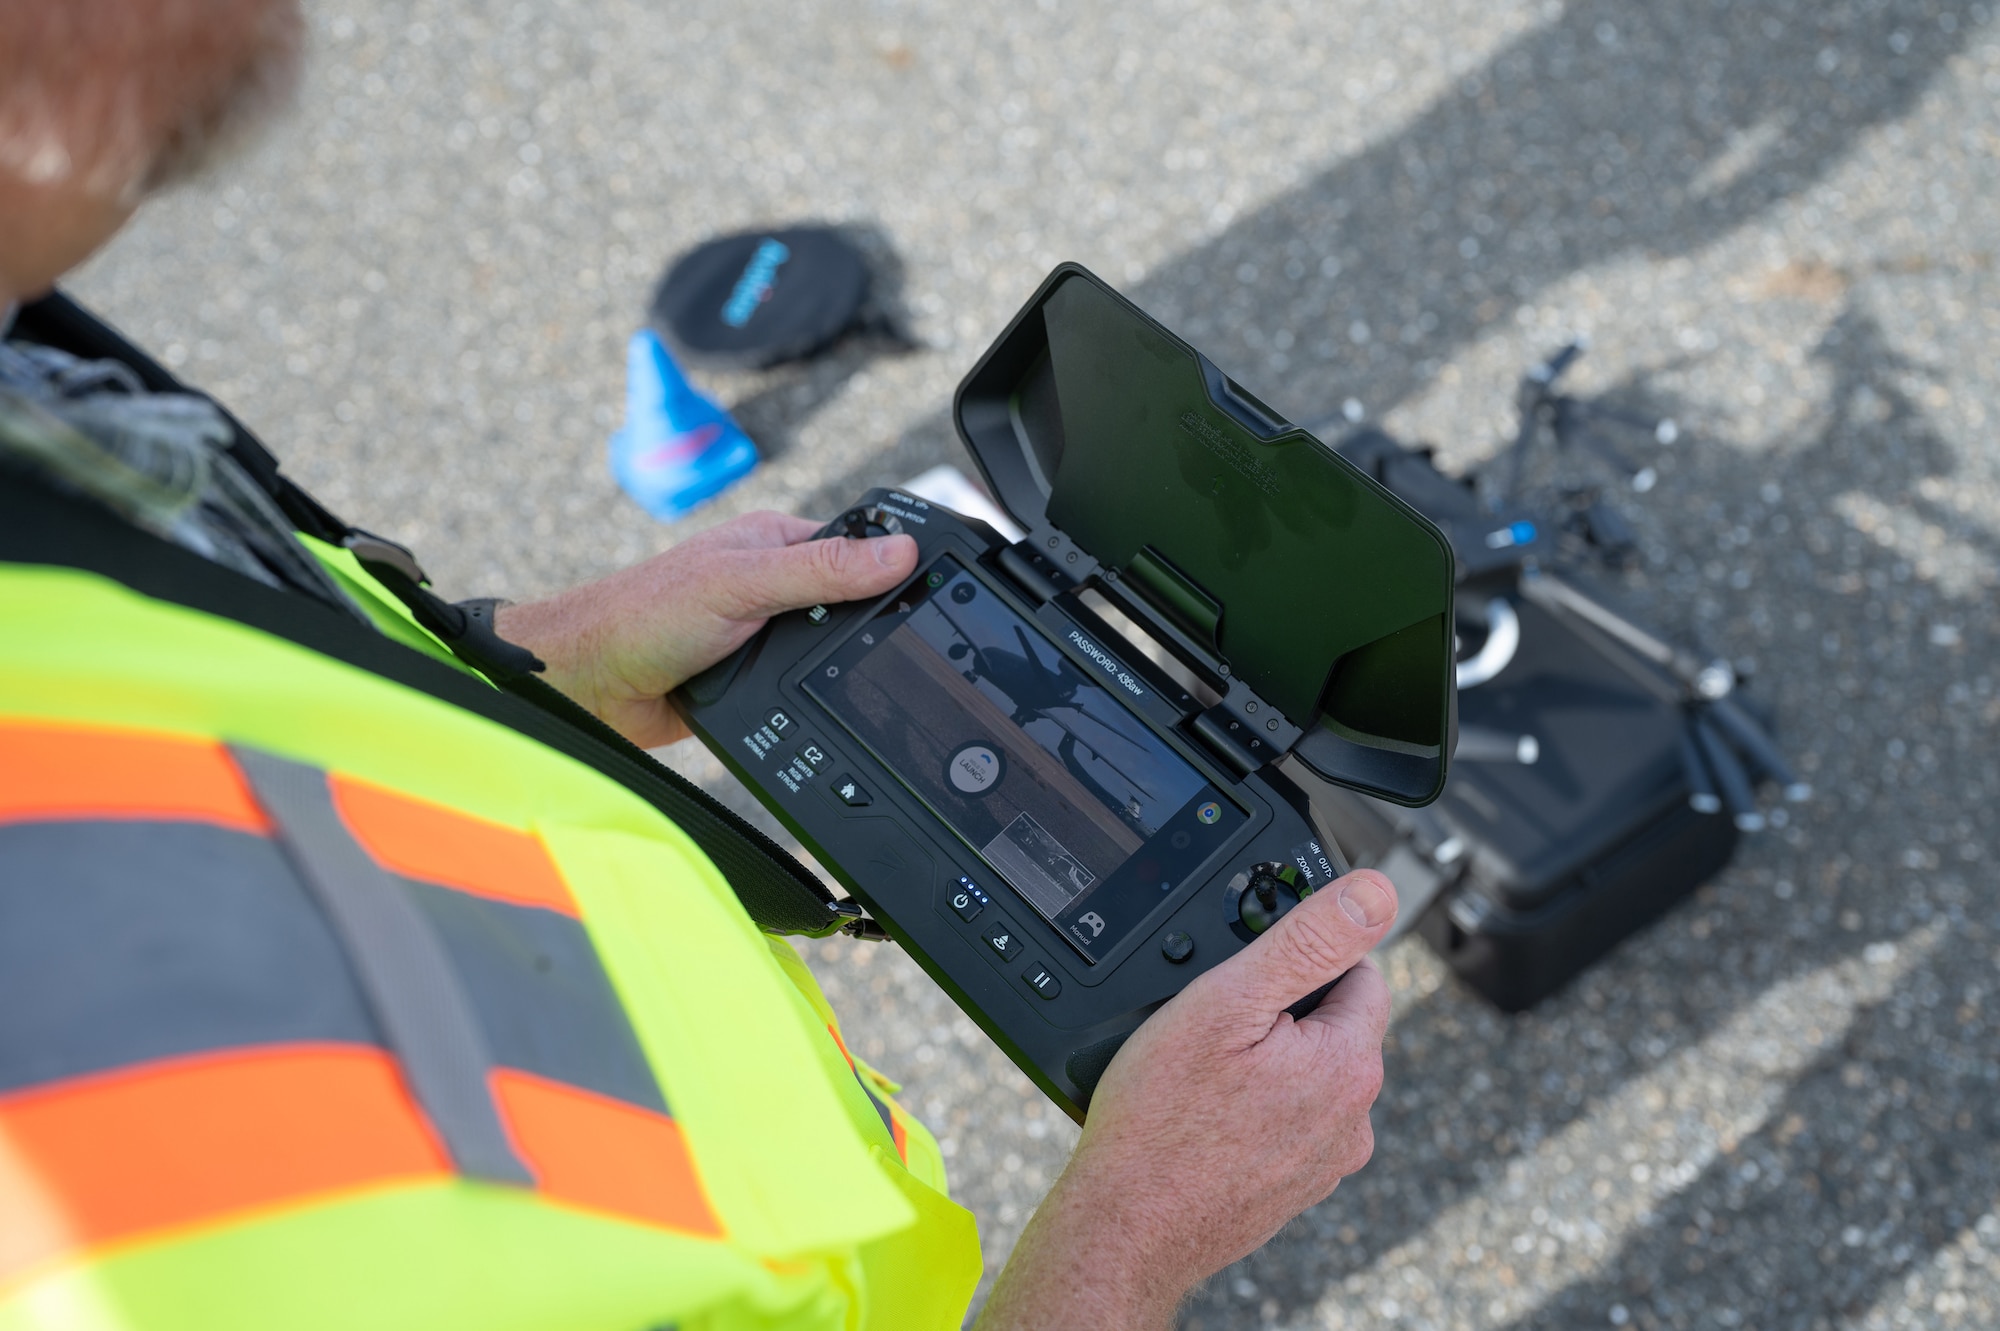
[726,533,918,618]
[1227,869,1397,1015]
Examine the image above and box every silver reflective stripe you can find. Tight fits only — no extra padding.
[229,745,533,1186]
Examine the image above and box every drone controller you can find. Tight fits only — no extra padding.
[676,267,1456,1120]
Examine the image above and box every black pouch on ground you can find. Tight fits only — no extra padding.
[1312,428,1777,1011]
[650,226,890,370]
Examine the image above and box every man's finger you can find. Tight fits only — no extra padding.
[1296,953,1391,1047]
[677,510,823,554]
[1221,869,1397,1018]
[742,511,827,548]
[711,532,918,619]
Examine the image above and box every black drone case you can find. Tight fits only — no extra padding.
[1312,432,1743,1011]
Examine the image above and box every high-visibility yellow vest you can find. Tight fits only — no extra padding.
[0,491,982,1329]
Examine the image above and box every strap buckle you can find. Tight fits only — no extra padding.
[343,529,429,586]
[806,898,889,941]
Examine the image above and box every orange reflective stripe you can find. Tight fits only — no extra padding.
[825,1024,857,1070]
[330,774,578,916]
[489,1069,722,1238]
[824,1025,909,1164]
[0,719,267,833]
[0,719,576,915]
[0,1044,448,1286]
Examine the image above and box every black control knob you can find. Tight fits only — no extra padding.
[1236,869,1301,934]
[840,505,903,539]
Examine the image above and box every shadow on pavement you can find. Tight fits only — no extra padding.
[725,330,915,461]
[1125,0,1978,423]
[1483,946,2000,1330]
[804,0,1976,519]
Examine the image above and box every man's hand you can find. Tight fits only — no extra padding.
[976,870,1398,1331]
[495,510,917,749]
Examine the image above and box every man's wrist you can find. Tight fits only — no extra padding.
[491,591,687,748]
[491,597,593,704]
[976,1163,1191,1331]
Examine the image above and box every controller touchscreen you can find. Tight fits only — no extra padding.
[809,556,1244,962]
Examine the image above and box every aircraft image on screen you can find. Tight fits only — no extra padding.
[911,579,1198,839]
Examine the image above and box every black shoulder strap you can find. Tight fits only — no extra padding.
[6,293,856,938]
[9,293,351,545]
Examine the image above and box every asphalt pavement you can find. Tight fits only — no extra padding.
[70,0,2000,1326]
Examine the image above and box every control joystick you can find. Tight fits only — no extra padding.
[839,505,903,539]
[1232,863,1308,935]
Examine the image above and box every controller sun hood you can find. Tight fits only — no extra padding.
[952,264,1456,807]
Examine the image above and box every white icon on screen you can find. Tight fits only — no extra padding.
[947,743,1003,795]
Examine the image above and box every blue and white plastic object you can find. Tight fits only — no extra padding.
[608,329,758,519]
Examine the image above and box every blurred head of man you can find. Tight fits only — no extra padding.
[0,0,303,308]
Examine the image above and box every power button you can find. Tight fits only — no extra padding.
[949,876,991,922]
